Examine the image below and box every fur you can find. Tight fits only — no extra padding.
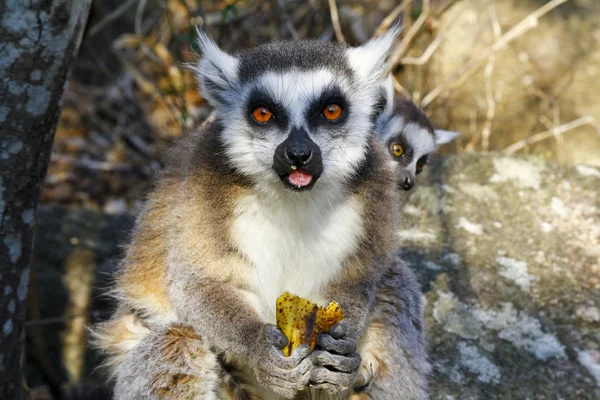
[375,81,458,190]
[94,29,429,400]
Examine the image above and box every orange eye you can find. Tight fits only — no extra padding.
[392,144,404,157]
[252,107,273,123]
[322,104,343,121]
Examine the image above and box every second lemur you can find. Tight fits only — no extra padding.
[376,76,458,191]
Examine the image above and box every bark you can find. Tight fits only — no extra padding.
[0,1,91,398]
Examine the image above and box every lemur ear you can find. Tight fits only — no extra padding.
[434,129,460,145]
[193,29,239,107]
[379,74,395,116]
[346,25,402,82]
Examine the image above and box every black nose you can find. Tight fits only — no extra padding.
[402,177,414,190]
[285,146,312,165]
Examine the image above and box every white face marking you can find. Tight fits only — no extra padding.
[403,121,436,167]
[233,193,364,323]
[218,68,377,197]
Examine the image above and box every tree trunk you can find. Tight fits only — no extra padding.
[0,1,91,398]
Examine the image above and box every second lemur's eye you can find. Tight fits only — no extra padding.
[322,104,343,121]
[391,144,404,157]
[252,107,273,123]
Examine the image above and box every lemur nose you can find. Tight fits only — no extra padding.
[285,147,312,165]
[402,177,414,190]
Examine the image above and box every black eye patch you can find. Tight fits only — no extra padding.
[388,135,414,166]
[305,85,349,128]
[246,87,289,129]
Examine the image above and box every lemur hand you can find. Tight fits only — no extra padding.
[253,324,312,399]
[310,320,361,393]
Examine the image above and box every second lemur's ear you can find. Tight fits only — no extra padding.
[434,129,460,145]
[379,74,395,116]
[346,25,402,82]
[193,29,240,107]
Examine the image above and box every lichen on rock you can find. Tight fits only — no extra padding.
[399,153,600,399]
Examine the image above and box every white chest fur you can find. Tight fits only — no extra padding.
[231,191,364,323]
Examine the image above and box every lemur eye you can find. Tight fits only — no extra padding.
[391,144,404,157]
[322,104,342,121]
[252,107,273,123]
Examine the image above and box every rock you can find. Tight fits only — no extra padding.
[400,153,600,399]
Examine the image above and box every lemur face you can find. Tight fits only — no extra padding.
[193,28,399,193]
[376,87,458,191]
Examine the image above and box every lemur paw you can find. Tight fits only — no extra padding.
[309,320,361,393]
[254,324,312,399]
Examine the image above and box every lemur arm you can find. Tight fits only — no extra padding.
[167,269,313,399]
[167,273,262,357]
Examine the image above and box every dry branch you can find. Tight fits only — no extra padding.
[399,33,445,65]
[420,0,571,108]
[328,0,345,43]
[373,0,411,38]
[389,0,430,66]
[503,116,597,155]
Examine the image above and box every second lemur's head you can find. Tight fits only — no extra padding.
[192,28,399,194]
[375,76,458,191]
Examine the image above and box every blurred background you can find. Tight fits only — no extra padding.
[27,0,600,399]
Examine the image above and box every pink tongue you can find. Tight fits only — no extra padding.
[288,170,313,187]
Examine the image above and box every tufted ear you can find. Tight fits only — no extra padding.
[379,73,395,116]
[434,129,460,145]
[192,29,240,107]
[346,25,401,82]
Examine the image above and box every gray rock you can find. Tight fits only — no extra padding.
[400,153,600,399]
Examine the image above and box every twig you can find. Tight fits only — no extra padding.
[373,0,411,38]
[51,154,134,172]
[399,33,445,65]
[89,0,139,37]
[488,0,502,39]
[403,0,413,36]
[421,0,570,108]
[328,0,345,43]
[392,76,411,98]
[480,56,496,152]
[389,0,431,67]
[503,116,596,155]
[552,102,564,148]
[277,0,300,39]
[135,0,149,36]
[480,0,502,152]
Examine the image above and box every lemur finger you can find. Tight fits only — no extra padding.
[269,344,310,369]
[311,350,361,373]
[310,367,355,390]
[310,382,342,394]
[329,321,349,339]
[317,333,356,355]
[268,358,311,388]
[264,324,288,348]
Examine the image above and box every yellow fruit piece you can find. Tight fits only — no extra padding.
[276,292,344,357]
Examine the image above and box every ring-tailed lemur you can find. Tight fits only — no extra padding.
[376,75,458,191]
[94,28,429,400]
